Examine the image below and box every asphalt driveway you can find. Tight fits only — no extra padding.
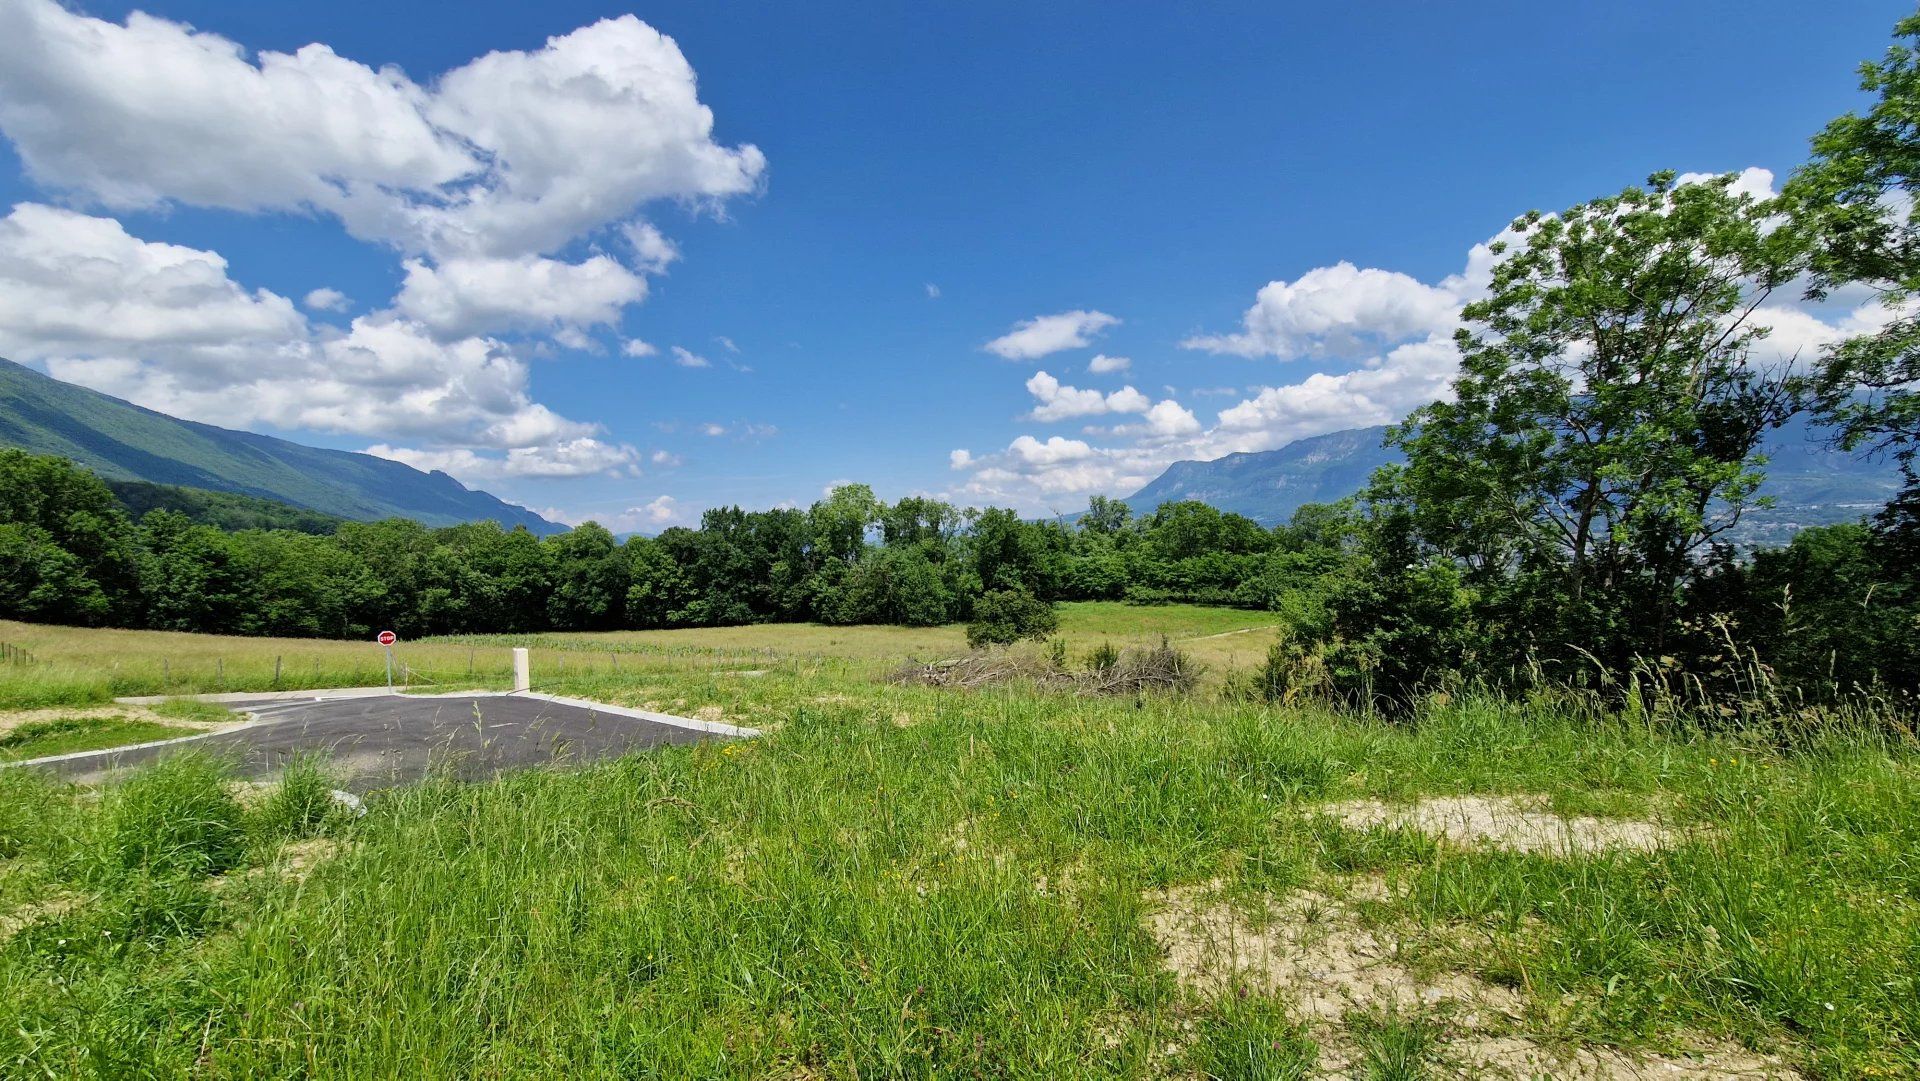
[23,692,747,792]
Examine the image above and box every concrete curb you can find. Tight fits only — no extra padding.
[515,691,761,738]
[113,687,489,706]
[0,718,273,769]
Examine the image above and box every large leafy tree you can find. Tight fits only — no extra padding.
[1790,13,1920,556]
[1364,172,1807,685]
[0,450,140,624]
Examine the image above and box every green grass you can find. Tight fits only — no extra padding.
[0,621,1912,1077]
[0,602,1283,709]
[0,717,192,762]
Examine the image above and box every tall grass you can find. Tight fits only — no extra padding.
[0,620,1913,1075]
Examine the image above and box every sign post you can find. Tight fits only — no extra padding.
[376,630,398,690]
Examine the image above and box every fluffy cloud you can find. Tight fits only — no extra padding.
[1134,400,1202,439]
[0,2,763,260]
[1182,261,1462,358]
[1214,334,1458,443]
[622,338,659,357]
[985,310,1119,360]
[0,2,761,352]
[0,203,304,362]
[0,0,472,220]
[1023,370,1151,421]
[0,203,634,486]
[1087,353,1131,374]
[395,254,647,337]
[958,167,1894,514]
[0,6,766,487]
[366,438,639,480]
[303,287,350,313]
[619,221,680,274]
[671,346,712,369]
[630,495,679,526]
[1007,435,1096,467]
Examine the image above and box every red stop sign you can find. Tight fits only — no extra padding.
[376,630,397,646]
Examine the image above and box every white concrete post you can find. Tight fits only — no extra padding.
[512,647,531,693]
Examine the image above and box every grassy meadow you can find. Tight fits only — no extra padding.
[0,602,1284,708]
[0,605,1914,1077]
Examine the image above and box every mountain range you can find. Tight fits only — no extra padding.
[0,358,561,534]
[1124,419,1904,545]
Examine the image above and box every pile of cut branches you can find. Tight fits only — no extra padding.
[893,638,1199,696]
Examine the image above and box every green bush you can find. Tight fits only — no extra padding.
[965,588,1059,647]
[1085,640,1120,673]
[98,753,246,878]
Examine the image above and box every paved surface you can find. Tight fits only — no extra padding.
[30,694,720,791]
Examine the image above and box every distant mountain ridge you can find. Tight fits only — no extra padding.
[1125,420,1904,544]
[0,358,562,534]
[1124,426,1399,524]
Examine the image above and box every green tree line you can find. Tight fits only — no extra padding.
[0,449,1331,639]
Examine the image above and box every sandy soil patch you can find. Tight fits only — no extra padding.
[1316,794,1676,855]
[0,893,83,941]
[693,705,726,724]
[1146,878,1796,1079]
[213,838,351,893]
[1149,878,1520,1026]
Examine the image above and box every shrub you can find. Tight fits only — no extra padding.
[1085,641,1121,674]
[98,753,245,878]
[1255,636,1331,706]
[965,589,1059,648]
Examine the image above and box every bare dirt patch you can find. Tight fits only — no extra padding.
[1146,878,1796,1079]
[213,838,351,894]
[1454,1035,1799,1079]
[275,838,349,881]
[1149,878,1520,1026]
[0,893,83,942]
[1316,794,1677,855]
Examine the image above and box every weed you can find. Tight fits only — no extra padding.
[96,752,246,879]
[253,754,343,840]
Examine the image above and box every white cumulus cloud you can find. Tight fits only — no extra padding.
[1023,370,1152,421]
[985,309,1119,360]
[395,254,647,338]
[303,287,350,313]
[0,2,763,259]
[1182,261,1462,359]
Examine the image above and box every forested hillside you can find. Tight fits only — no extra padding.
[106,480,346,535]
[0,359,559,533]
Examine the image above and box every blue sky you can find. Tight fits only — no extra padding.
[0,0,1909,530]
